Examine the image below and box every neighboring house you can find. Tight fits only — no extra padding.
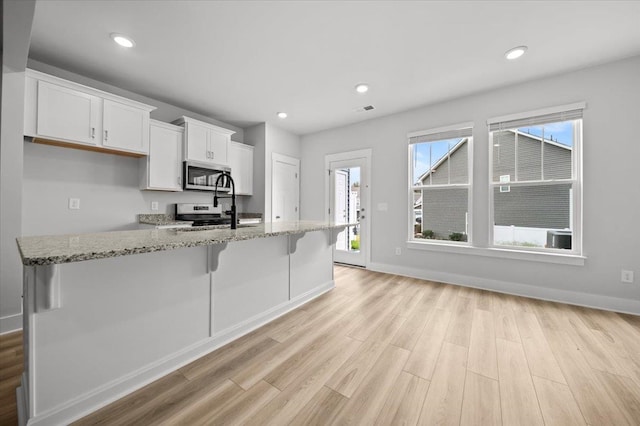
[416,131,571,239]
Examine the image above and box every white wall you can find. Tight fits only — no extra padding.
[244,123,266,216]
[244,122,301,220]
[301,55,640,313]
[1,0,35,334]
[264,123,301,221]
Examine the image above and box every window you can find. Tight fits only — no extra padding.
[408,123,472,243]
[489,106,583,253]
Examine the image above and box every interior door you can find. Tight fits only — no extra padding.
[330,158,367,267]
[272,154,300,222]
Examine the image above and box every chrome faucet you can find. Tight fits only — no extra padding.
[213,172,237,230]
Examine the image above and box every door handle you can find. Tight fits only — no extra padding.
[104,130,109,141]
[91,127,95,139]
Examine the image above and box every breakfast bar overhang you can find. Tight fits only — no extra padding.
[16,221,349,425]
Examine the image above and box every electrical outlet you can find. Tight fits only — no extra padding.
[395,247,401,255]
[621,270,634,283]
[151,201,159,211]
[68,198,80,210]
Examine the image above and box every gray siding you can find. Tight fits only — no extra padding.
[494,184,571,229]
[421,187,467,238]
[417,134,572,236]
[449,141,468,184]
[492,131,571,182]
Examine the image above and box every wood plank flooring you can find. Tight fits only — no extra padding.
[0,330,22,426]
[3,265,640,425]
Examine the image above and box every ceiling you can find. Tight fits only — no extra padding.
[28,1,640,136]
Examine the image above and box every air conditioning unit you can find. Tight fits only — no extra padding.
[546,230,572,249]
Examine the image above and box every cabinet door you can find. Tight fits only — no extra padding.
[228,142,253,195]
[148,124,183,191]
[185,122,209,163]
[36,80,100,145]
[208,129,228,165]
[103,99,150,154]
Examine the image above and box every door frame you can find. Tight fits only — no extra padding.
[325,149,372,268]
[271,152,300,222]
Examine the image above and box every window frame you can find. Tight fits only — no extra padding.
[407,122,474,246]
[487,111,583,256]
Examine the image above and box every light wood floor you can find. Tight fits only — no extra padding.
[0,330,23,426]
[4,266,640,425]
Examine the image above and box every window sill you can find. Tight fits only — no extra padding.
[406,241,585,266]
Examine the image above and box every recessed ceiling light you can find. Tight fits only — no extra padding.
[277,112,288,119]
[355,83,369,94]
[110,33,135,48]
[505,46,527,60]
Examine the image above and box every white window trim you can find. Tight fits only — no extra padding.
[487,102,586,127]
[406,241,585,266]
[487,115,583,257]
[407,129,474,246]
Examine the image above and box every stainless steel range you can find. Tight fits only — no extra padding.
[174,203,231,227]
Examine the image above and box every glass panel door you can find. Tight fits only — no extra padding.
[330,159,366,266]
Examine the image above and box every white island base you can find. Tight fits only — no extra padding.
[19,229,335,425]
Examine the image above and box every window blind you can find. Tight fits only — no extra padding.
[489,108,583,132]
[408,125,472,145]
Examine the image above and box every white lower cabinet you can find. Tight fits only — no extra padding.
[140,120,184,191]
[228,141,254,195]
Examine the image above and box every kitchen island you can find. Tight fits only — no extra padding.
[16,221,348,425]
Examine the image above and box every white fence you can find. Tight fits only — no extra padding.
[494,225,569,248]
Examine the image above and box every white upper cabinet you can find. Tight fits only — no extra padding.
[24,69,156,156]
[102,99,150,154]
[228,141,254,196]
[174,116,235,166]
[184,120,209,163]
[36,80,101,146]
[140,120,183,191]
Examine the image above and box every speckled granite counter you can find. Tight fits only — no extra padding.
[138,213,263,227]
[138,214,192,226]
[17,221,348,266]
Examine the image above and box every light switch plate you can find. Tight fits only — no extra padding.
[68,198,80,210]
[621,270,634,283]
[151,201,159,211]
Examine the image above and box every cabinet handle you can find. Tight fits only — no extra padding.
[206,151,210,159]
[91,127,95,139]
[104,130,109,141]
[210,151,214,159]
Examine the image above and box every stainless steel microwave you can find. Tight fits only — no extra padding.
[183,161,232,192]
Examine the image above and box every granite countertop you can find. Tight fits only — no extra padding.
[138,214,192,226]
[16,221,350,266]
[138,213,263,227]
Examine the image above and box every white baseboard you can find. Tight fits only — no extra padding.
[0,313,22,335]
[25,280,334,426]
[17,380,27,426]
[368,262,640,315]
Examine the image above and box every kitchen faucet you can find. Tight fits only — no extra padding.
[213,172,237,230]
